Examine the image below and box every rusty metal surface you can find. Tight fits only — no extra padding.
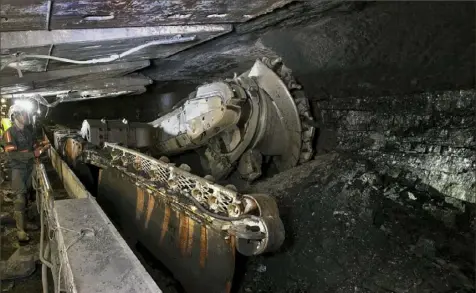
[63,138,84,163]
[98,167,235,293]
[43,125,285,291]
[48,146,90,199]
[103,143,245,217]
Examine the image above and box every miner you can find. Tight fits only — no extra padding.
[2,104,49,242]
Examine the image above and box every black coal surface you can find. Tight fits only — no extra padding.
[234,154,474,293]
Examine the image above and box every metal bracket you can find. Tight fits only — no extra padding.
[45,0,53,31]
[44,44,54,72]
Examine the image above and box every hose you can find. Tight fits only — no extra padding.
[56,227,95,293]
[35,164,57,293]
[41,241,50,293]
[39,180,53,269]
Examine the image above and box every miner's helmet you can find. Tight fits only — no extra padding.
[7,104,28,123]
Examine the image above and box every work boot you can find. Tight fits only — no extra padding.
[13,211,30,242]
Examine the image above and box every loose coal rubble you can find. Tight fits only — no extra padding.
[235,154,474,293]
[229,89,475,293]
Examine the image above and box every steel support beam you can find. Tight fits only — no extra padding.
[1,1,290,31]
[1,76,152,99]
[1,25,232,49]
[0,60,150,90]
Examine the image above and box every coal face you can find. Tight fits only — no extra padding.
[235,154,474,293]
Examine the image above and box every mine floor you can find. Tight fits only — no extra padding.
[0,155,69,293]
[1,175,42,293]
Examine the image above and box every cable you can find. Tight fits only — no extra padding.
[56,261,62,293]
[39,196,53,269]
[41,242,50,293]
[0,56,22,72]
[0,35,196,80]
[56,227,96,293]
[1,35,197,110]
[1,35,196,70]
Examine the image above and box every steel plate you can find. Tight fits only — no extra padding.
[248,59,302,171]
[98,168,236,293]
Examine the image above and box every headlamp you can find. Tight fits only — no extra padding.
[13,99,34,112]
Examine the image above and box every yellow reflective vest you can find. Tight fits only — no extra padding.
[0,118,12,136]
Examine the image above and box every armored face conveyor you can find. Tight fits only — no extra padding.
[34,135,161,293]
[43,124,286,293]
[38,57,318,292]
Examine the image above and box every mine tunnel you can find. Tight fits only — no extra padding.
[0,1,475,293]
